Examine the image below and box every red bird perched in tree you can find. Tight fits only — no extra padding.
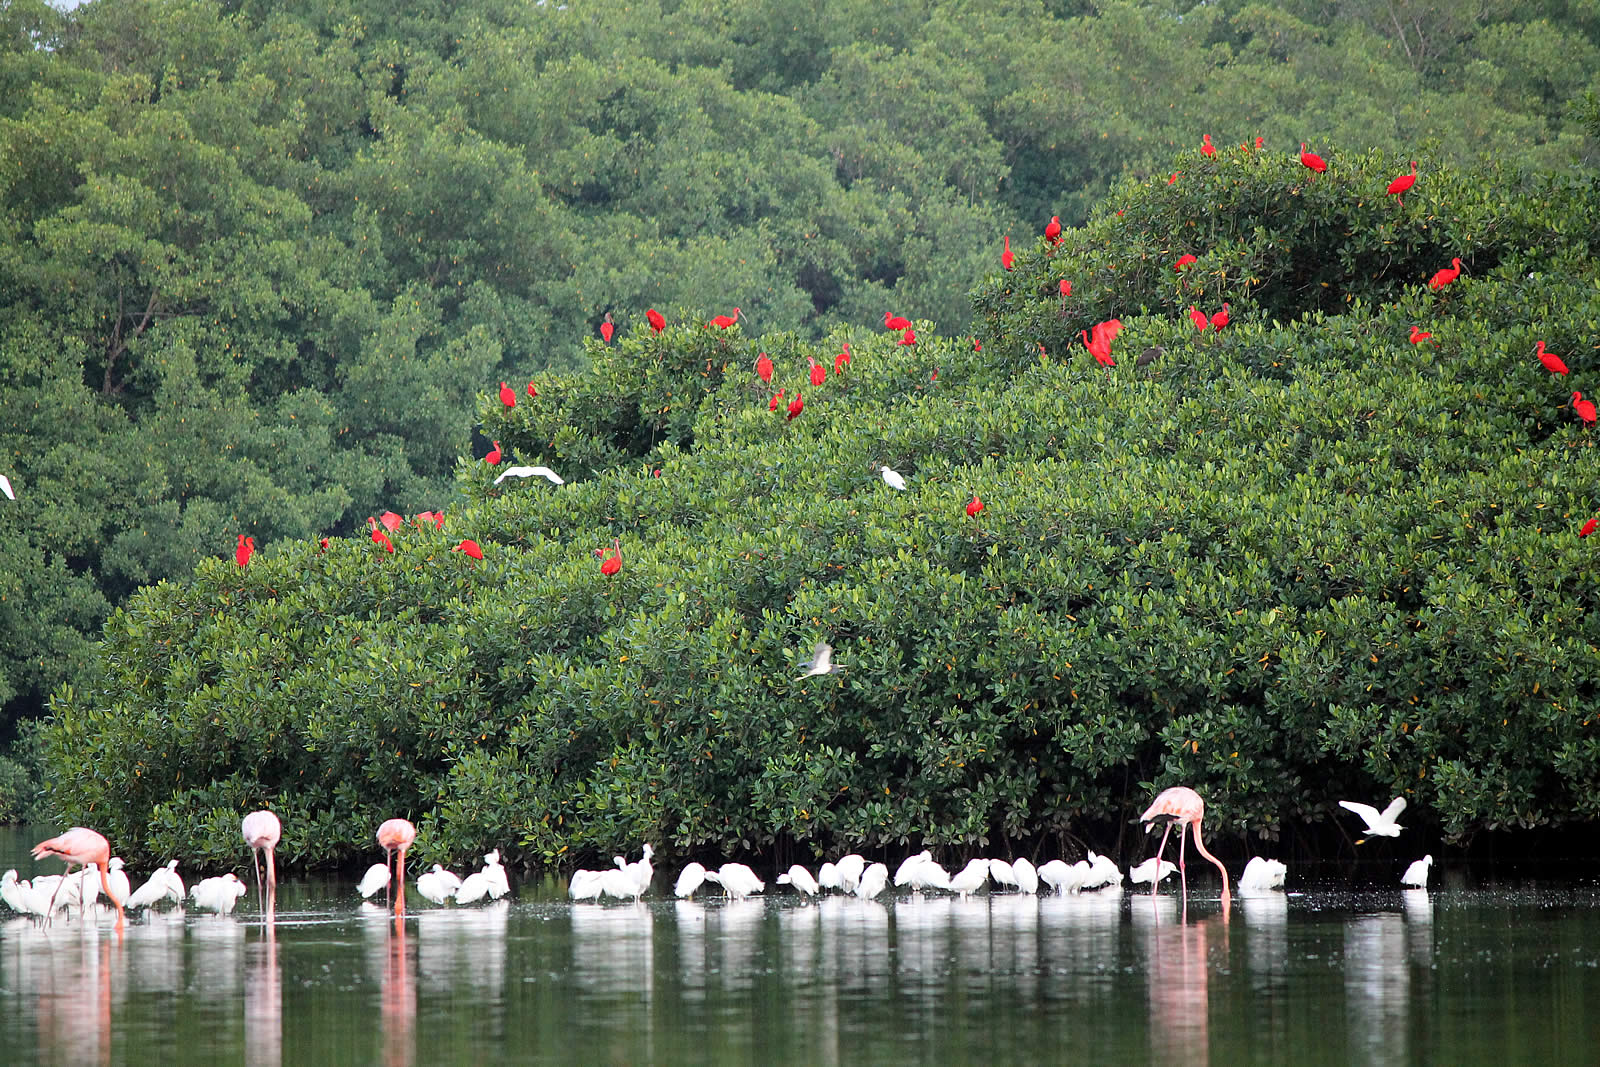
[599,313,614,343]
[899,328,916,346]
[809,359,826,387]
[319,537,329,551]
[1387,161,1418,204]
[1254,135,1265,150]
[646,308,666,334]
[1082,319,1121,366]
[1428,257,1463,290]
[1201,134,1215,158]
[769,388,785,412]
[1409,326,1433,345]
[1167,172,1180,185]
[499,382,515,408]
[1001,235,1013,270]
[415,511,445,529]
[1573,391,1597,424]
[834,344,851,374]
[453,539,483,560]
[526,381,538,399]
[379,511,403,532]
[1210,303,1231,330]
[709,307,742,329]
[1536,341,1569,375]
[966,496,984,518]
[1582,518,1598,538]
[1188,305,1209,332]
[787,392,804,420]
[884,312,911,331]
[1045,215,1062,245]
[972,337,982,351]
[600,539,621,576]
[755,352,774,383]
[1059,279,1072,298]
[1174,254,1197,271]
[371,527,394,553]
[235,534,254,567]
[485,440,502,465]
[1299,143,1326,173]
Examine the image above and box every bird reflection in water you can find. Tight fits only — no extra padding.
[1140,902,1229,1067]
[4,919,115,1066]
[244,923,281,1067]
[1345,912,1410,1064]
[382,916,417,1067]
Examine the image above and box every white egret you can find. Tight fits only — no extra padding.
[1037,860,1076,894]
[795,641,843,679]
[616,845,653,897]
[833,854,866,894]
[675,862,708,898]
[480,849,511,900]
[1401,855,1433,888]
[493,466,565,486]
[894,852,949,893]
[357,862,391,900]
[879,466,907,491]
[816,862,840,891]
[854,862,889,899]
[0,474,12,500]
[988,859,1018,890]
[1130,857,1177,886]
[778,865,820,895]
[128,860,186,910]
[705,863,764,899]
[566,869,605,902]
[1012,857,1039,895]
[1084,851,1123,890]
[1238,857,1288,893]
[599,868,643,900]
[893,851,933,887]
[1,869,35,914]
[948,859,990,899]
[417,864,464,905]
[104,858,131,908]
[191,873,248,913]
[1338,797,1407,840]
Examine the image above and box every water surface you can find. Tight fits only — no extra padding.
[3,828,1599,1065]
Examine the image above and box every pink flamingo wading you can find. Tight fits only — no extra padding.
[1140,786,1230,907]
[376,819,417,916]
[242,809,282,915]
[32,827,124,928]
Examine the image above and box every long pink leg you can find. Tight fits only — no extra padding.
[1151,824,1174,899]
[1178,822,1190,902]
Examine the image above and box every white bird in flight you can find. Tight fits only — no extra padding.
[493,466,564,486]
[795,640,843,679]
[879,465,907,491]
[1339,797,1407,840]
[1401,855,1433,888]
[0,474,12,500]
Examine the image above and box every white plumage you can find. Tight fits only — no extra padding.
[127,860,186,910]
[417,864,464,905]
[357,862,391,900]
[705,862,765,899]
[493,466,565,486]
[191,874,248,913]
[854,862,889,899]
[1401,855,1433,888]
[1130,857,1177,886]
[1012,857,1039,895]
[879,465,907,491]
[1339,797,1407,838]
[1238,856,1288,892]
[777,865,820,895]
[948,859,990,899]
[674,862,708,898]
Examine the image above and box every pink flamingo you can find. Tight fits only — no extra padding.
[32,827,124,928]
[376,819,417,916]
[1140,786,1230,906]
[242,809,282,915]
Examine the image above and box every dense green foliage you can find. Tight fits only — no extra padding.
[4,0,1600,744]
[42,143,1600,871]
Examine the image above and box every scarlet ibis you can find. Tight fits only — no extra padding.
[1167,172,1179,185]
[1582,519,1597,538]
[1409,327,1433,345]
[453,539,483,560]
[499,382,515,408]
[371,528,394,553]
[1059,279,1071,298]
[1188,305,1209,332]
[972,338,981,351]
[1386,161,1417,204]
[1299,143,1326,173]
[235,535,254,567]
[1081,325,1114,366]
[599,313,614,343]
[415,511,445,528]
[1254,135,1265,150]
[526,381,538,399]
[600,539,622,575]
[1428,257,1463,290]
[899,328,916,346]
[485,440,502,465]
[709,307,742,329]
[1201,133,1215,157]
[379,512,403,532]
[966,496,984,518]
[1573,392,1597,424]
[809,359,826,386]
[769,389,784,412]
[786,392,804,420]
[755,352,774,383]
[1210,303,1231,329]
[1536,342,1569,375]
[1175,253,1196,271]
[884,312,911,331]
[1001,235,1013,270]
[834,346,850,374]
[1045,215,1062,244]
[646,308,666,333]
[318,538,329,551]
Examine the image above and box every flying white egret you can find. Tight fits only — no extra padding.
[879,466,907,491]
[1130,857,1177,886]
[777,865,820,895]
[1339,797,1407,840]
[493,466,565,486]
[417,864,464,905]
[854,862,889,899]
[357,862,391,900]
[948,859,990,899]
[191,873,248,913]
[705,863,764,899]
[795,640,843,679]
[674,862,708,898]
[1012,857,1039,895]
[1238,857,1288,892]
[1401,855,1433,888]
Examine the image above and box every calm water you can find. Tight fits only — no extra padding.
[3,828,1600,1066]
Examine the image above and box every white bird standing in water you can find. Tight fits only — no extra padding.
[616,845,653,897]
[493,466,565,486]
[855,862,889,899]
[675,862,708,898]
[879,466,907,491]
[357,862,391,900]
[1401,855,1433,888]
[1339,797,1407,840]
[796,641,843,679]
[567,869,606,901]
[1130,857,1177,886]
[1012,857,1039,894]
[705,863,765,899]
[103,858,131,908]
[833,854,866,894]
[777,865,820,896]
[191,874,248,913]
[417,864,464,905]
[127,860,186,909]
[1238,857,1288,892]
[948,859,990,899]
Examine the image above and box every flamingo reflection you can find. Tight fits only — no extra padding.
[244,924,281,1067]
[1140,906,1227,1067]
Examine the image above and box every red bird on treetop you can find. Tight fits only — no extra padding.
[769,388,785,412]
[1045,216,1062,245]
[709,307,742,329]
[379,512,403,532]
[809,359,826,387]
[600,539,621,576]
[1167,172,1180,185]
[1002,235,1014,270]
[884,312,911,331]
[454,539,483,560]
[899,328,916,346]
[834,343,851,374]
[485,440,502,465]
[1387,161,1418,205]
[1536,341,1569,375]
[416,511,444,529]
[787,392,804,420]
[236,534,254,567]
[499,382,515,408]
[1210,303,1231,330]
[646,308,666,334]
[1582,518,1598,538]
[755,352,774,383]
[1428,257,1463,290]
[1188,305,1209,332]
[599,313,614,343]
[371,527,394,553]
[966,496,984,519]
[1409,326,1433,345]
[1059,279,1072,298]
[1201,134,1215,158]
[1573,391,1597,424]
[526,381,538,399]
[1175,254,1197,271]
[1299,143,1327,173]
